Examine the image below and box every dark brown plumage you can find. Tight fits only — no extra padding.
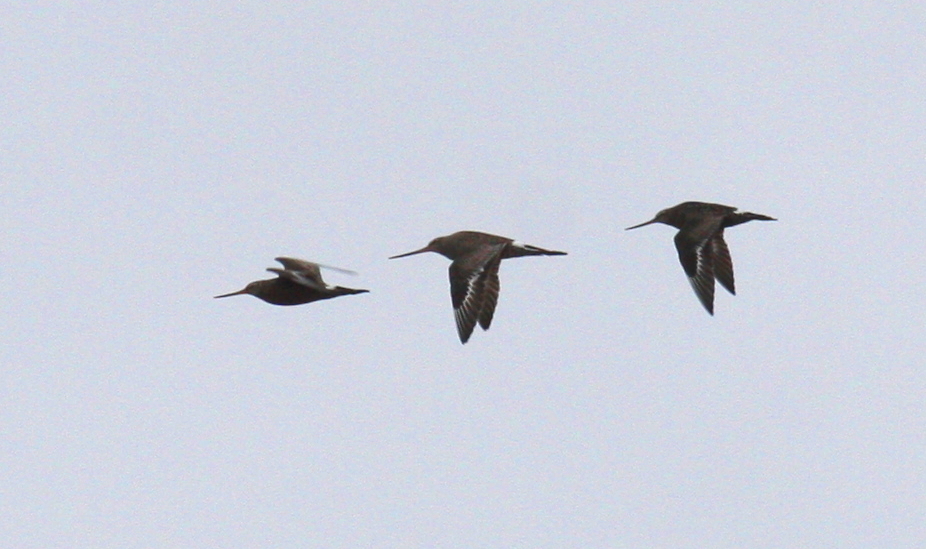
[626,201,776,314]
[389,231,567,344]
[215,257,368,306]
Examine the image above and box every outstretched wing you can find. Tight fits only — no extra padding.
[710,232,735,295]
[270,257,326,289]
[674,218,722,315]
[476,268,500,331]
[449,244,506,343]
[273,257,359,289]
[267,268,325,290]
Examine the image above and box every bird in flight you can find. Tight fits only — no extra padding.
[215,257,368,306]
[626,201,776,314]
[390,231,567,343]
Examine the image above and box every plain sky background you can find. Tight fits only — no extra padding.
[3,2,925,548]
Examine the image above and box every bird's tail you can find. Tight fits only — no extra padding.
[333,286,370,296]
[725,211,776,227]
[506,241,568,258]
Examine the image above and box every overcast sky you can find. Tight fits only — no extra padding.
[3,2,925,548]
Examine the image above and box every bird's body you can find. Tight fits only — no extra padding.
[626,201,776,314]
[390,231,567,344]
[215,257,368,306]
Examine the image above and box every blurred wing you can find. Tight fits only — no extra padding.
[275,257,323,280]
[274,256,357,287]
[267,267,326,290]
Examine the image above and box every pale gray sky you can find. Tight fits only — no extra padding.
[2,2,925,548]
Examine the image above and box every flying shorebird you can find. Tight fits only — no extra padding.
[625,201,776,315]
[389,231,567,344]
[214,257,369,306]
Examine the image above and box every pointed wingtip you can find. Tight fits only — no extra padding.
[319,264,359,275]
[699,299,714,315]
[457,326,471,344]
